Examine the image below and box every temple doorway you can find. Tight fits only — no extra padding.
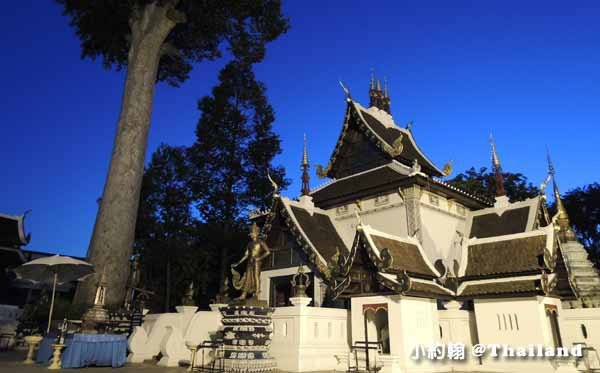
[363,304,390,354]
[545,305,563,348]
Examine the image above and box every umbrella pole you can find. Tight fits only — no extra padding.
[47,272,58,334]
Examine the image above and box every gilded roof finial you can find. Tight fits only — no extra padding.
[300,134,311,196]
[370,69,375,90]
[489,134,506,197]
[384,76,389,98]
[490,134,501,170]
[547,148,575,241]
[302,133,309,166]
[339,81,351,100]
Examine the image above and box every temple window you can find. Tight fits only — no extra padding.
[336,205,349,215]
[428,194,439,207]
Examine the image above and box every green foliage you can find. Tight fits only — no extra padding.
[187,60,289,295]
[560,183,600,266]
[56,0,290,86]
[135,145,205,311]
[188,60,289,222]
[135,62,288,309]
[448,166,539,203]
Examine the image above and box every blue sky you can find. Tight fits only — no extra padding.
[1,1,599,257]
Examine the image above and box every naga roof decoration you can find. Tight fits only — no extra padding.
[320,98,444,179]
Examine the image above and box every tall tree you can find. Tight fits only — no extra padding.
[57,0,289,306]
[188,61,289,295]
[135,144,206,311]
[560,183,600,267]
[448,167,539,203]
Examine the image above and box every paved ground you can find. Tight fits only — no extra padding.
[0,350,188,373]
[1,350,486,373]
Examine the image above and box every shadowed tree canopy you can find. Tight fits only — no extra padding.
[57,0,290,86]
[57,0,289,307]
[448,166,539,203]
[188,60,289,293]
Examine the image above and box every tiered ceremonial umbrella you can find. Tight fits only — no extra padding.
[12,255,94,333]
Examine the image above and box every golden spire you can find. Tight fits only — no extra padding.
[302,133,309,166]
[547,149,575,241]
[490,134,501,170]
[300,133,310,196]
[384,76,389,98]
[370,69,375,90]
[489,134,506,197]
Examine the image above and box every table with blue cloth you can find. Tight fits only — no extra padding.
[36,333,127,368]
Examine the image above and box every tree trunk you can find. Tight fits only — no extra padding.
[73,5,177,308]
[165,254,171,312]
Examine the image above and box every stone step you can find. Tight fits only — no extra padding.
[571,269,600,278]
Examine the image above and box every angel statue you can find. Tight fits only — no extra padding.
[231,222,271,300]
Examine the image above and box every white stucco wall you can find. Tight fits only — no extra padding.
[327,192,408,249]
[419,199,466,267]
[270,305,350,372]
[560,307,600,352]
[474,296,568,372]
[350,295,440,373]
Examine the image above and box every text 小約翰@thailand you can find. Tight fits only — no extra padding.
[411,343,583,360]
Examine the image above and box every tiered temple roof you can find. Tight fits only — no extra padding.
[255,80,598,304]
[319,99,444,179]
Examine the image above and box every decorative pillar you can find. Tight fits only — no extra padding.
[402,185,422,242]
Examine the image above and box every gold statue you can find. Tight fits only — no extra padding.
[231,223,271,300]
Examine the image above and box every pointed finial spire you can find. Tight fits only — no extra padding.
[339,81,351,100]
[300,134,310,196]
[490,134,501,170]
[546,146,555,176]
[370,69,375,90]
[384,76,389,98]
[302,133,309,166]
[376,79,382,92]
[546,148,575,241]
[489,134,506,198]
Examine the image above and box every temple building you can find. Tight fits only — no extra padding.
[130,78,600,373]
[250,78,600,371]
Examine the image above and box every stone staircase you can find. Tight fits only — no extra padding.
[561,240,600,308]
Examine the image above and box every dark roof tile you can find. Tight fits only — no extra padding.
[464,234,546,278]
[469,207,530,239]
[289,206,348,262]
[370,234,438,278]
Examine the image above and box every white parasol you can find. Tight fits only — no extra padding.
[12,255,94,333]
